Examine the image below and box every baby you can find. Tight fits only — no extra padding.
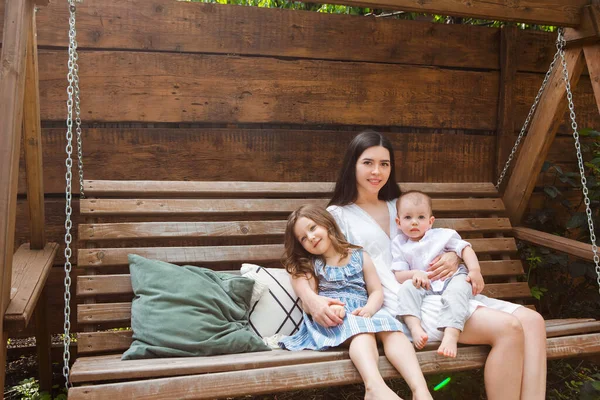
[391,191,485,358]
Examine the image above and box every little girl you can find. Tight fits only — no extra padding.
[279,205,432,400]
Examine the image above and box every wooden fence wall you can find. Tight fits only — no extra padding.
[1,0,599,337]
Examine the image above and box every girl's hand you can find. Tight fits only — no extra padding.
[467,270,485,295]
[351,307,374,318]
[427,252,460,281]
[412,270,431,290]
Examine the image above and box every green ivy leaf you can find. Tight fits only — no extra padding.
[566,212,587,229]
[544,185,560,199]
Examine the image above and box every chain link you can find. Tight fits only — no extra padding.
[496,42,560,189]
[62,0,83,389]
[556,28,600,294]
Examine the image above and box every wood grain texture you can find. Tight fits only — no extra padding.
[34,50,499,128]
[513,227,596,262]
[4,242,58,332]
[17,129,497,195]
[503,47,586,225]
[69,333,600,399]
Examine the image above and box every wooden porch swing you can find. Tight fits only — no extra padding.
[1,0,600,399]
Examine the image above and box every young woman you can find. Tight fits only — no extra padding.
[291,130,547,400]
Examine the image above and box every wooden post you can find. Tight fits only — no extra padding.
[583,45,600,115]
[0,0,35,392]
[34,287,52,392]
[495,24,518,188]
[23,8,46,251]
[502,46,586,225]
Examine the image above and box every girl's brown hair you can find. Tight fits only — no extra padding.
[283,204,360,279]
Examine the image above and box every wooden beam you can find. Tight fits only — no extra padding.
[323,0,586,27]
[496,25,518,187]
[502,46,586,225]
[565,5,600,46]
[22,8,45,250]
[0,0,35,392]
[583,44,600,115]
[513,227,595,261]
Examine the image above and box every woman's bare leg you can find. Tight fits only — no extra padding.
[378,331,432,400]
[349,333,401,400]
[513,307,547,400]
[459,308,525,400]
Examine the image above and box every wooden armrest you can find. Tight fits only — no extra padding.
[512,227,595,261]
[4,243,59,332]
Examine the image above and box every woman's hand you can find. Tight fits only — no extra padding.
[427,252,460,281]
[305,294,345,327]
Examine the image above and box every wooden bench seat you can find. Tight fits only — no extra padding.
[68,180,600,400]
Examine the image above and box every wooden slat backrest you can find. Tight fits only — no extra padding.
[76,180,530,355]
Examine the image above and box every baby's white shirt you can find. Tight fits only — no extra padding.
[390,228,470,292]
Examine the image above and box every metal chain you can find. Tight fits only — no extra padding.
[62,0,81,389]
[496,41,561,189]
[557,28,600,294]
[73,42,84,197]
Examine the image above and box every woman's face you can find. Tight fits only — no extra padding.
[355,146,391,198]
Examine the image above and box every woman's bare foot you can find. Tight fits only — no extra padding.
[365,384,402,400]
[437,327,460,358]
[409,326,428,350]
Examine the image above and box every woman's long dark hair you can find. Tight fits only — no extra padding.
[328,130,401,207]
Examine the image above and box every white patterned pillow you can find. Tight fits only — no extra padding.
[240,263,303,338]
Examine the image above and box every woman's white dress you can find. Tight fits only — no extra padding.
[328,200,521,341]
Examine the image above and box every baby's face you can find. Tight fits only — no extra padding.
[396,198,434,241]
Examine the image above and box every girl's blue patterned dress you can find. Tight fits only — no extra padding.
[279,249,404,351]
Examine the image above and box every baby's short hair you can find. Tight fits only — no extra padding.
[396,190,433,215]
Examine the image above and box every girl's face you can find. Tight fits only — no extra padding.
[293,217,332,256]
[355,146,392,197]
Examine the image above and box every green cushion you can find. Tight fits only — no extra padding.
[122,254,270,360]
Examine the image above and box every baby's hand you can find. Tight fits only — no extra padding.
[351,307,373,318]
[329,304,346,319]
[412,271,431,290]
[467,270,485,295]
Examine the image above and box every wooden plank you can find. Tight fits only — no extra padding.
[515,73,600,137]
[565,6,600,46]
[77,260,524,324]
[83,180,499,199]
[78,217,511,241]
[69,333,600,399]
[583,44,600,115]
[76,237,516,268]
[1,0,499,69]
[0,0,34,336]
[496,25,518,185]
[545,321,600,337]
[4,242,58,332]
[22,9,45,250]
[79,198,504,217]
[70,320,600,383]
[18,129,497,195]
[76,274,525,299]
[321,0,584,27]
[503,47,586,225]
[513,227,596,261]
[35,50,499,129]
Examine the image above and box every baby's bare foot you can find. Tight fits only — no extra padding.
[409,326,428,350]
[365,384,402,400]
[437,328,460,358]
